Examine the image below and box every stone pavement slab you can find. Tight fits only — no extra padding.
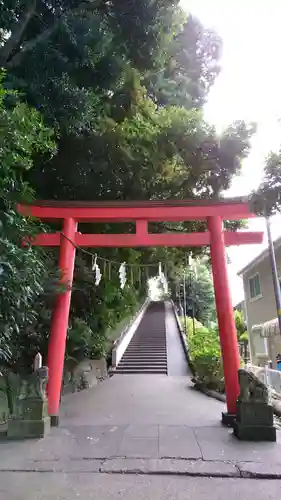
[159,425,201,459]
[2,375,281,478]
[124,424,158,438]
[65,424,125,458]
[194,426,281,463]
[118,436,159,458]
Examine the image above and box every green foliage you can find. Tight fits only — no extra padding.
[144,14,222,109]
[172,258,216,325]
[180,316,202,336]
[0,79,56,373]
[0,337,12,370]
[0,0,183,132]
[64,253,145,363]
[66,318,105,362]
[234,310,247,340]
[0,1,258,377]
[239,332,249,342]
[188,324,224,391]
[251,149,281,216]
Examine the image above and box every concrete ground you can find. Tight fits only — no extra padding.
[1,375,281,476]
[1,305,281,498]
[1,375,281,498]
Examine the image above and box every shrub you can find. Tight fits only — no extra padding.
[188,325,224,392]
[180,316,203,335]
[239,331,249,342]
[66,318,107,363]
[0,76,56,373]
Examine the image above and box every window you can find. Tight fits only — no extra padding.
[249,274,261,299]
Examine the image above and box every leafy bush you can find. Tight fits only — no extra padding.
[66,318,106,362]
[188,324,224,391]
[67,254,145,364]
[239,331,249,342]
[0,77,56,373]
[234,310,247,340]
[186,317,204,335]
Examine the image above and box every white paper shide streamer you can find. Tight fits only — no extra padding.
[158,262,168,294]
[119,262,127,289]
[92,255,102,286]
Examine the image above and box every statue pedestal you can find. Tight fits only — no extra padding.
[7,367,50,440]
[233,401,276,442]
[7,399,50,439]
[233,369,277,442]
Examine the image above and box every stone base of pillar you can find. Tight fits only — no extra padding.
[221,412,236,427]
[50,415,59,427]
[7,416,50,440]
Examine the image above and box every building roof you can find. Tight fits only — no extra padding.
[238,235,281,276]
[233,299,245,310]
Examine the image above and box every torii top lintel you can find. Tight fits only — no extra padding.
[18,197,257,222]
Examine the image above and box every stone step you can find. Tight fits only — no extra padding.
[129,343,166,346]
[118,360,167,366]
[127,346,167,353]
[116,300,168,374]
[123,350,167,354]
[128,340,166,349]
[122,354,167,358]
[125,346,166,350]
[128,341,166,344]
[122,349,167,355]
[114,368,167,374]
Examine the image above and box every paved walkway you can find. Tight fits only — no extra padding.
[1,375,281,498]
[165,302,190,376]
[1,375,281,471]
[2,303,281,498]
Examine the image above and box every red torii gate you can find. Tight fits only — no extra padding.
[18,198,263,426]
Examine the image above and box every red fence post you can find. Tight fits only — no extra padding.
[208,216,240,424]
[47,217,77,426]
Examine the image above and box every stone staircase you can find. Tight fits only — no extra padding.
[115,301,167,374]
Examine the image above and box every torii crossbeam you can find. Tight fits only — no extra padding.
[18,198,263,426]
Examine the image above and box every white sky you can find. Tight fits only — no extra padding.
[181,0,281,304]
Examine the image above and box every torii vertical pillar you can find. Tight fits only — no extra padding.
[208,216,240,425]
[47,217,77,426]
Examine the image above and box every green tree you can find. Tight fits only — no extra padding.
[171,257,216,325]
[28,77,256,202]
[144,14,222,109]
[1,0,182,131]
[0,79,56,371]
[251,149,281,216]
[0,1,259,376]
[234,309,247,340]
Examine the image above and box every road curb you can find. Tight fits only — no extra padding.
[101,458,239,477]
[1,458,281,479]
